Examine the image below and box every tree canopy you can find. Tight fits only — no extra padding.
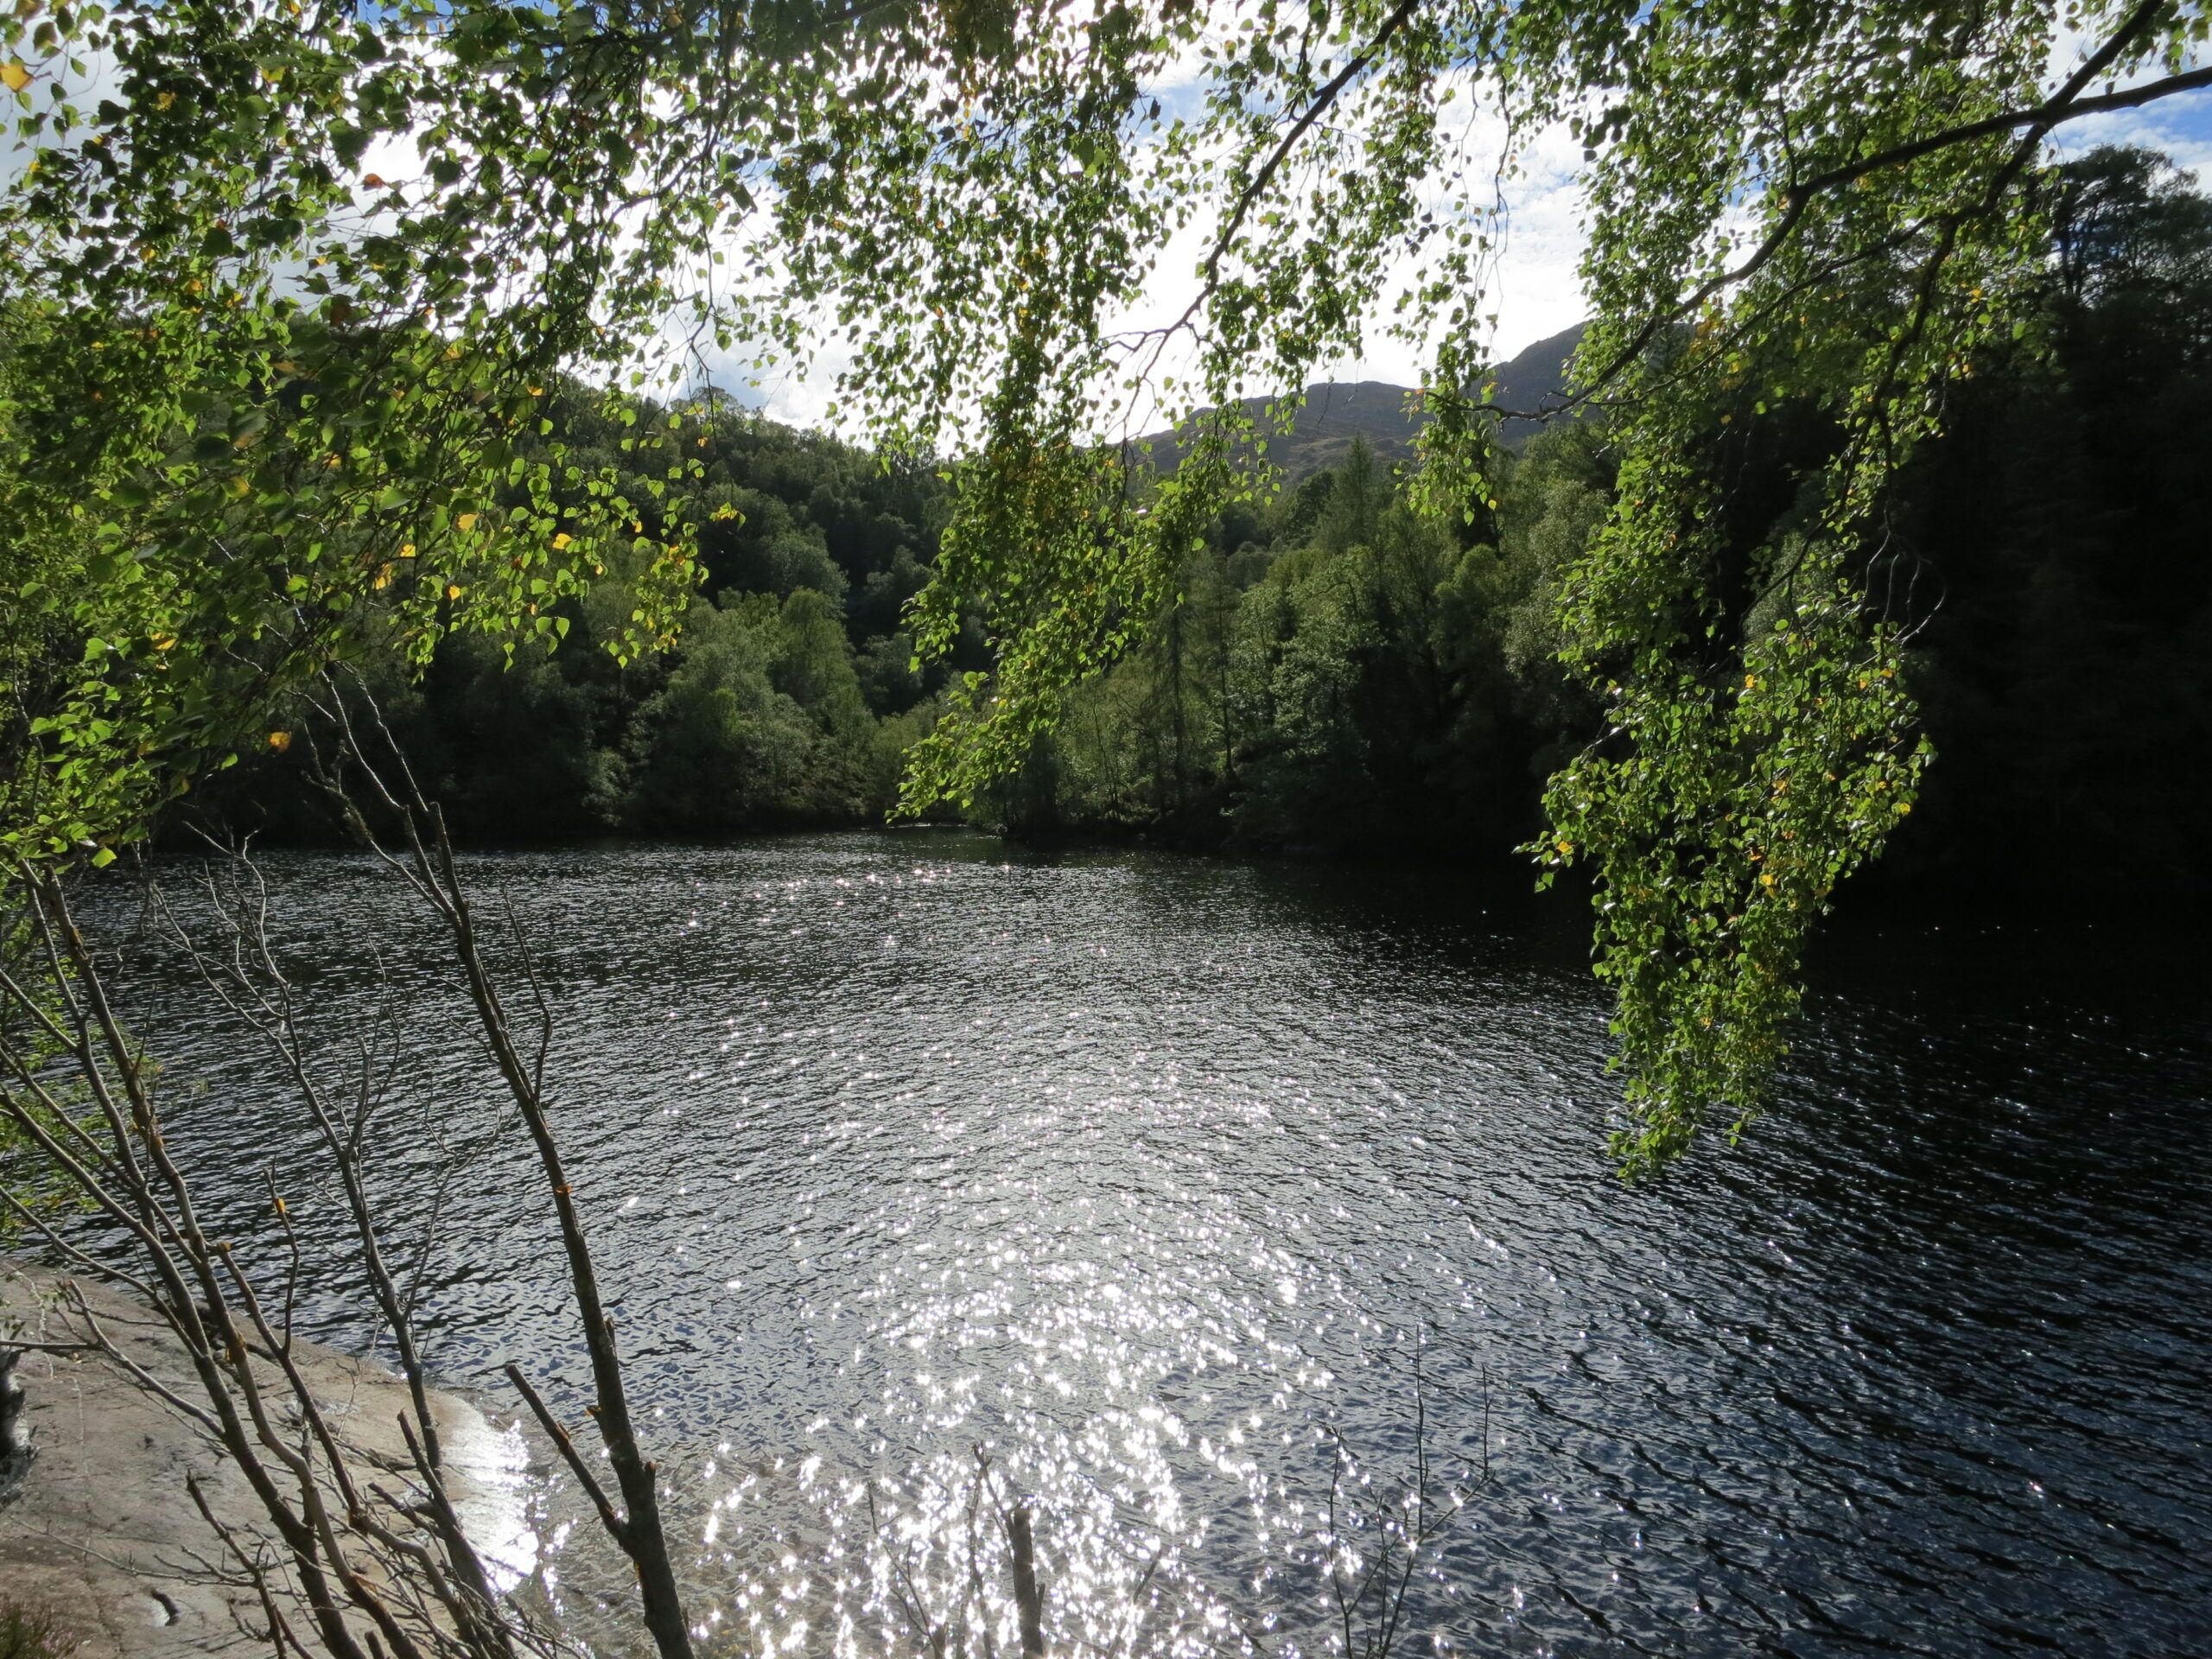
[6,0,2207,1167]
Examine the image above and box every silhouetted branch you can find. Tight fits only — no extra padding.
[300,673,696,1659]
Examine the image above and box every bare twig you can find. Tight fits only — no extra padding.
[300,674,695,1659]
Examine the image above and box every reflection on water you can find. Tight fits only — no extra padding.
[441,1402,539,1593]
[76,831,2212,1656]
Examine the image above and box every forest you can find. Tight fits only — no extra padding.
[8,0,2212,1653]
[203,145,2212,895]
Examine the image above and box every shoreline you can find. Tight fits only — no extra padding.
[0,1259,536,1659]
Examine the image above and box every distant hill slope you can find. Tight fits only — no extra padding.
[1485,321,1587,441]
[1135,321,1586,478]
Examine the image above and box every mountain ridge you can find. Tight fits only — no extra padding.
[1135,321,1586,479]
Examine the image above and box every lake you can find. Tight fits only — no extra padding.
[73,830,2212,1656]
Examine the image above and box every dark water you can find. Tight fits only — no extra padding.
[73,831,2212,1656]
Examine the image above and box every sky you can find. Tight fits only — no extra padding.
[730,73,2212,435]
[7,15,2208,437]
[718,76,1604,433]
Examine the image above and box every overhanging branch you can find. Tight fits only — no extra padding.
[1487,8,2207,422]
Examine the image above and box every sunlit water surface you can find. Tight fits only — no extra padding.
[74,831,2212,1657]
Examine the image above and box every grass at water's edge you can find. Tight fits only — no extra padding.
[0,1599,78,1659]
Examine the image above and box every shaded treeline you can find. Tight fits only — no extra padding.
[1886,147,2212,888]
[199,402,977,837]
[1000,146,2212,891]
[201,148,2212,890]
[984,425,1605,855]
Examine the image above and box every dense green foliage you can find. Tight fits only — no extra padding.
[0,0,741,861]
[192,399,965,837]
[8,0,2209,1167]
[1890,146,2212,887]
[199,146,2212,903]
[985,429,1603,851]
[1010,149,2212,913]
[844,0,2210,1171]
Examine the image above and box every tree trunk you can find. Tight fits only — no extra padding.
[1007,1501,1046,1656]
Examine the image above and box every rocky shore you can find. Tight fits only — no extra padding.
[0,1261,535,1659]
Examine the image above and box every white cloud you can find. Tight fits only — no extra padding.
[721,85,1595,435]
[2041,22,2212,171]
[627,22,2212,430]
[43,10,2190,440]
[2049,96,2212,177]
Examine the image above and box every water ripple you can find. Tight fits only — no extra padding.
[69,830,2212,1657]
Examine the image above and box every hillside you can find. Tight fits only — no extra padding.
[1135,321,1586,478]
[1484,321,1588,439]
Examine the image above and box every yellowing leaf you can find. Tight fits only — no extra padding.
[551,531,574,550]
[155,90,176,110]
[455,512,478,532]
[269,732,292,753]
[446,583,464,601]
[1,62,31,93]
